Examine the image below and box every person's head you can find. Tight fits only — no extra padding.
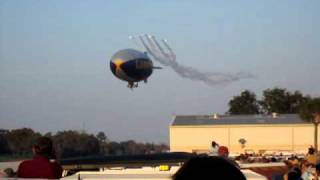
[287,167,301,180]
[32,136,54,158]
[308,147,315,154]
[172,156,246,180]
[287,171,300,180]
[218,146,229,157]
[211,141,217,147]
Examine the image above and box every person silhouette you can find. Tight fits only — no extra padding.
[172,156,246,180]
[17,136,62,179]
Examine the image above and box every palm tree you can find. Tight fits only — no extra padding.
[299,97,320,151]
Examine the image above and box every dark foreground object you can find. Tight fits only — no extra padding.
[61,152,197,170]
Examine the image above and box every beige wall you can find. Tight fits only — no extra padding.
[169,124,317,153]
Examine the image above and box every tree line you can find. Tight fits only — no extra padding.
[0,128,168,159]
[227,88,311,114]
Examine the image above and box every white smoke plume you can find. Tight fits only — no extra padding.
[132,34,254,86]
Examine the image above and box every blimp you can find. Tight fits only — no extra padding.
[110,49,161,88]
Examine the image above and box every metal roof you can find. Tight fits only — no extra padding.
[171,114,310,126]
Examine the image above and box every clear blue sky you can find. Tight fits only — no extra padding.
[1,0,319,143]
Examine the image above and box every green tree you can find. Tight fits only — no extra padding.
[152,143,169,153]
[260,88,290,114]
[260,88,307,114]
[0,129,11,154]
[96,132,108,143]
[106,141,122,155]
[6,128,41,156]
[96,131,108,154]
[228,90,260,114]
[53,131,100,158]
[299,97,320,151]
[288,91,310,113]
[121,140,139,155]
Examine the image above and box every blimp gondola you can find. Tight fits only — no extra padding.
[110,49,161,88]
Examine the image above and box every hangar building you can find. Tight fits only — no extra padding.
[169,114,317,153]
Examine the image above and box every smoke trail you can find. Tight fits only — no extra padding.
[138,35,172,66]
[161,39,176,60]
[129,35,146,52]
[138,35,254,86]
[138,35,160,60]
[144,34,158,54]
[150,36,170,59]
